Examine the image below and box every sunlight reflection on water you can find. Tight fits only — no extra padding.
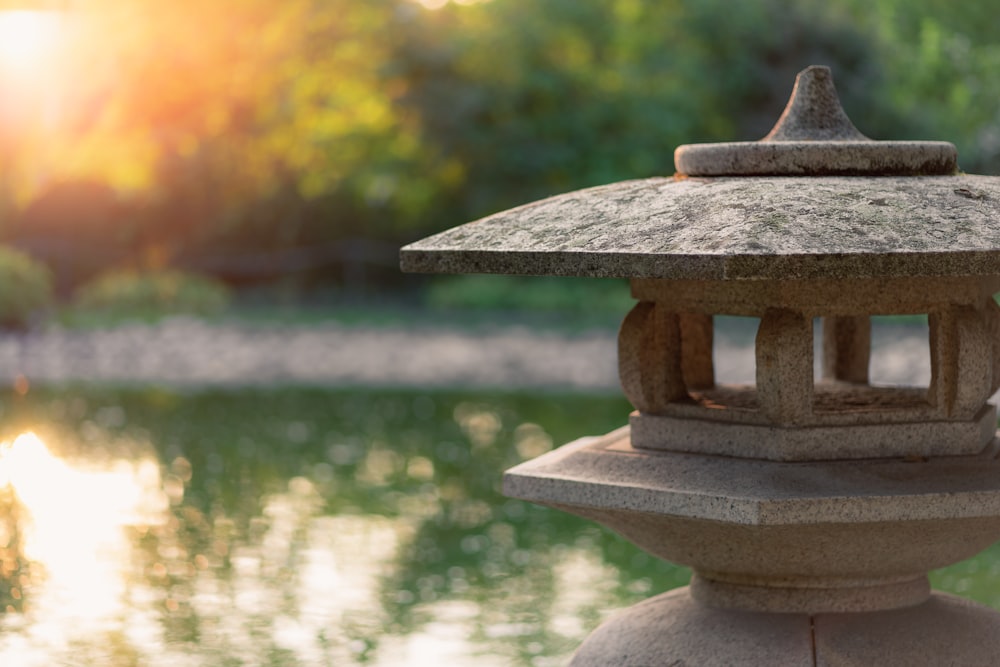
[0,428,594,666]
[0,388,991,666]
[0,432,168,664]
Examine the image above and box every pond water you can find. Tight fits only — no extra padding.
[0,387,997,666]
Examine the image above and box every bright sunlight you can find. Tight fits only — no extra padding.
[0,432,168,623]
[0,10,62,76]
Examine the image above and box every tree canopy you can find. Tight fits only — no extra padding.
[0,0,998,283]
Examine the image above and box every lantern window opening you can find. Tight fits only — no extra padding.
[709,315,759,387]
[657,310,943,420]
[670,314,761,414]
[813,313,933,417]
[866,315,931,389]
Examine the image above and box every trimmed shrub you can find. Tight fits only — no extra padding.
[0,246,54,330]
[74,269,231,321]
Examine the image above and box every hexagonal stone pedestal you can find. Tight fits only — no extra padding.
[568,587,1000,666]
[505,427,1000,665]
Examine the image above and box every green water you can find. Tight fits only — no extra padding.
[0,387,997,666]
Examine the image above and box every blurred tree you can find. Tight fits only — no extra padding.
[58,0,426,249]
[394,0,884,229]
[0,0,996,291]
[393,0,694,225]
[0,2,418,264]
[10,180,135,292]
[674,0,883,141]
[838,0,1000,173]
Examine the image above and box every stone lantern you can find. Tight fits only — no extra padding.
[400,66,1000,665]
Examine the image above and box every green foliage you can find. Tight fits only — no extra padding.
[393,0,887,231]
[7,0,1000,294]
[73,270,231,323]
[852,0,1000,174]
[0,246,54,330]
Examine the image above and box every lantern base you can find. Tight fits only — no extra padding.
[571,586,1000,666]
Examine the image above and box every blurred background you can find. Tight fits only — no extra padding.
[0,0,998,665]
[0,0,998,315]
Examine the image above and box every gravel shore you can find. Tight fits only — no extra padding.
[0,317,936,392]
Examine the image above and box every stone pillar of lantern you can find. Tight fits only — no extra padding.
[401,65,1000,665]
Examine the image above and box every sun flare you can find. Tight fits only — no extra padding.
[0,9,62,76]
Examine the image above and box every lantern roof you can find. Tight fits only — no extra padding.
[400,66,1000,281]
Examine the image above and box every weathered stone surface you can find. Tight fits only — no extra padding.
[629,404,997,460]
[928,305,993,419]
[571,587,1000,666]
[630,275,1000,316]
[756,308,813,425]
[617,302,686,413]
[570,587,814,667]
[689,572,930,614]
[814,593,1000,666]
[504,428,1000,526]
[822,315,870,384]
[506,430,1000,614]
[400,175,1000,280]
[676,66,957,177]
[618,279,1000,455]
[675,141,958,177]
[761,66,870,143]
[988,298,1000,394]
[679,312,714,389]
[646,384,937,427]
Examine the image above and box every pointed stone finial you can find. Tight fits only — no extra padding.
[762,65,868,142]
[674,65,958,176]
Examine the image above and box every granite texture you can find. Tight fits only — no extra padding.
[400,175,1000,280]
[930,305,995,419]
[617,302,685,413]
[569,587,1000,666]
[674,141,959,177]
[679,312,714,389]
[503,428,1000,526]
[629,404,997,461]
[823,315,870,383]
[504,427,1000,606]
[676,67,957,177]
[569,587,814,666]
[762,65,869,142]
[756,308,814,425]
[617,283,1000,459]
[813,593,1000,666]
[629,275,1000,316]
[689,573,930,614]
